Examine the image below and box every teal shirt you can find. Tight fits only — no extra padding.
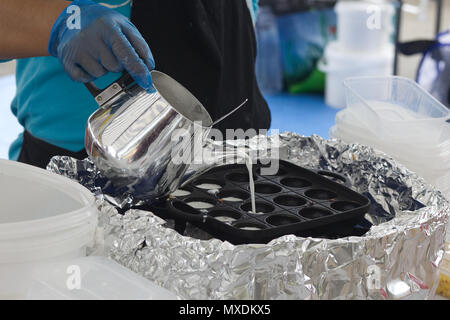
[5,0,258,161]
[8,0,131,160]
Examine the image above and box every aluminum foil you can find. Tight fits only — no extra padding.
[48,133,449,299]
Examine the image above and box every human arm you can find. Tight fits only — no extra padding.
[0,0,154,89]
[0,0,68,59]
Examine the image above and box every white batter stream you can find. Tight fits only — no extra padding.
[196,183,222,190]
[235,150,256,214]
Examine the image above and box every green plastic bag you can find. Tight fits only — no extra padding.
[276,8,336,93]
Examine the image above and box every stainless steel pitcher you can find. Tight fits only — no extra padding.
[84,70,213,200]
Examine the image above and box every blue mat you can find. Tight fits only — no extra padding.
[266,93,338,139]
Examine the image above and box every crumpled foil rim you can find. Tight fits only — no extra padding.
[48,133,450,300]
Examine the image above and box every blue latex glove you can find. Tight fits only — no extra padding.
[48,0,154,90]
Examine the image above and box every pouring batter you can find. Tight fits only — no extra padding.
[0,0,271,168]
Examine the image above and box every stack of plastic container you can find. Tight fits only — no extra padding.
[330,76,450,200]
[320,0,395,108]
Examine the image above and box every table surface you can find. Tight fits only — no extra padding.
[0,75,339,159]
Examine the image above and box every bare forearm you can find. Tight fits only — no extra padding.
[0,0,69,59]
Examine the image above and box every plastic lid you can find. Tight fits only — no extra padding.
[0,160,98,263]
[324,41,394,68]
[335,0,392,13]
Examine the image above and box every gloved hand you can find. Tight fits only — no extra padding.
[48,0,154,90]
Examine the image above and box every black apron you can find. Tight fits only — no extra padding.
[130,0,271,133]
[18,131,88,169]
[19,0,270,169]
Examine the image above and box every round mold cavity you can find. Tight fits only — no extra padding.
[257,166,287,176]
[299,207,333,219]
[172,201,202,215]
[233,221,267,231]
[170,189,191,197]
[266,214,301,226]
[208,209,242,224]
[280,177,312,188]
[254,182,282,194]
[186,198,216,210]
[194,178,224,190]
[241,201,275,214]
[273,195,307,207]
[317,171,346,184]
[331,201,360,212]
[225,171,256,183]
[304,189,337,200]
[217,189,249,202]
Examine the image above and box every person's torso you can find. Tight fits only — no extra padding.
[9,0,269,160]
[131,0,270,134]
[9,0,131,160]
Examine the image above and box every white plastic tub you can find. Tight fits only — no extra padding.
[25,256,178,300]
[331,88,450,200]
[0,160,98,299]
[333,120,449,174]
[334,108,450,168]
[320,41,394,108]
[335,0,394,52]
[344,76,450,140]
[331,122,450,200]
[335,107,450,157]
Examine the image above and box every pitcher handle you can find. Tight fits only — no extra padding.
[84,72,135,106]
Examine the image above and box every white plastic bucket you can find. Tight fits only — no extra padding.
[26,256,178,300]
[319,41,394,108]
[0,160,98,298]
[335,0,394,52]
